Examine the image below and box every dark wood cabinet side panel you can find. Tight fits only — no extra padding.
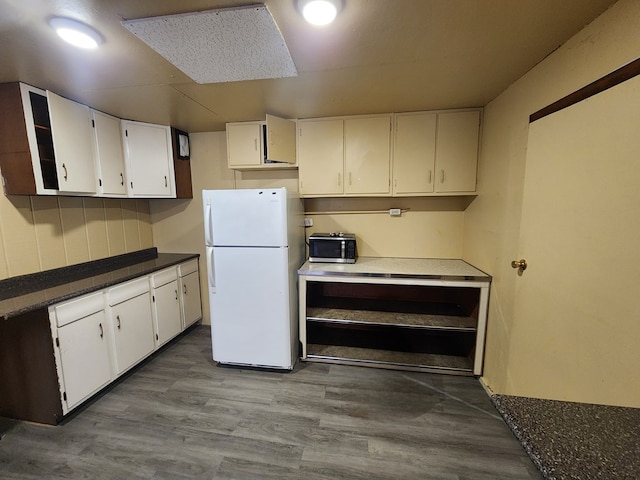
[0,83,37,195]
[0,83,30,155]
[171,127,193,199]
[0,310,63,425]
[0,152,37,194]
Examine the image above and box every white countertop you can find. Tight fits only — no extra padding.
[298,257,491,282]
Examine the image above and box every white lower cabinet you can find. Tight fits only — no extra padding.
[52,292,111,412]
[49,258,201,417]
[151,267,182,347]
[178,260,202,329]
[107,277,155,375]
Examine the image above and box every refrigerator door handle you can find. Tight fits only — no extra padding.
[206,247,216,293]
[204,203,214,246]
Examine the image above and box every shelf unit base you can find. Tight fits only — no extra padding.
[305,344,474,375]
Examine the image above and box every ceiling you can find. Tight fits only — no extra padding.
[0,0,618,133]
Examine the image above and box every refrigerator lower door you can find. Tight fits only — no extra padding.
[209,246,293,369]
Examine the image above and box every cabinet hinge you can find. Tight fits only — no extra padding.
[63,392,67,401]
[55,337,60,347]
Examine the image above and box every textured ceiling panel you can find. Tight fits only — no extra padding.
[121,4,297,84]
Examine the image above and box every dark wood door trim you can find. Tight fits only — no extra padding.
[530,57,640,123]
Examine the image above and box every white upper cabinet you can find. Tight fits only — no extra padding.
[226,114,296,169]
[298,118,344,196]
[91,110,127,196]
[46,91,97,194]
[393,109,481,196]
[298,115,392,197]
[264,114,296,165]
[121,120,175,198]
[393,112,437,195]
[0,83,189,198]
[344,115,392,195]
[227,122,262,167]
[435,110,480,193]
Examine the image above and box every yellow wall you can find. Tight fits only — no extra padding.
[305,196,472,258]
[0,193,153,279]
[150,132,230,326]
[465,0,640,406]
[150,132,470,324]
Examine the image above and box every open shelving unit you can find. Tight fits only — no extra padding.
[298,258,491,376]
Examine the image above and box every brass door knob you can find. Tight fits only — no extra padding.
[511,259,527,270]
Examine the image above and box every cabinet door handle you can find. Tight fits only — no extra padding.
[441,170,445,183]
[62,163,68,181]
[183,284,187,295]
[120,173,124,186]
[116,315,121,330]
[337,173,341,186]
[164,176,168,188]
[131,181,134,189]
[254,138,258,151]
[349,172,352,186]
[175,290,178,301]
[99,322,104,338]
[428,170,432,184]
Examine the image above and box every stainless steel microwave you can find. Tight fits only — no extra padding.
[308,233,357,263]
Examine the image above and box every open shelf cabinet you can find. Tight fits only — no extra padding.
[298,258,490,376]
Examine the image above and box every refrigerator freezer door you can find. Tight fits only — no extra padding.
[210,246,293,368]
[207,188,288,247]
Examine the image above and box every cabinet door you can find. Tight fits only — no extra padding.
[298,119,344,196]
[122,120,175,197]
[57,310,111,410]
[0,83,58,195]
[435,111,480,193]
[227,122,262,167]
[92,110,126,196]
[344,116,391,195]
[47,91,96,193]
[265,114,296,164]
[179,271,202,329]
[393,113,437,195]
[152,280,181,346]
[111,292,155,375]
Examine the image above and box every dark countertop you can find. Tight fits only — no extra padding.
[492,394,640,480]
[0,248,199,320]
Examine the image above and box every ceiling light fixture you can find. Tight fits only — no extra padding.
[298,0,342,26]
[49,17,103,49]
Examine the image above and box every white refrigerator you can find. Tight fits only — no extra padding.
[203,187,304,369]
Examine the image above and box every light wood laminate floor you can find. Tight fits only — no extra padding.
[0,326,542,479]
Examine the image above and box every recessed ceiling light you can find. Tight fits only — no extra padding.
[49,17,103,49]
[298,0,341,26]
